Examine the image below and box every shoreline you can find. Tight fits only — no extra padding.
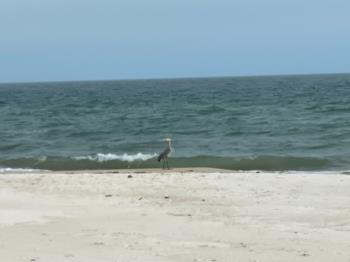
[1,169,350,261]
[1,167,350,174]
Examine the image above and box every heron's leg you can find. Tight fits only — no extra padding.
[166,157,170,169]
[162,159,165,169]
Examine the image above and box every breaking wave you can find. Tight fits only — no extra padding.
[73,153,157,162]
[0,168,41,173]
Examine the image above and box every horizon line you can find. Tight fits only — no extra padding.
[1,71,349,85]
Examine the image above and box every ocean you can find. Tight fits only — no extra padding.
[1,73,350,171]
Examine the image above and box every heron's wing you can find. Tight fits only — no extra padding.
[157,148,171,161]
[157,149,167,161]
[157,153,163,162]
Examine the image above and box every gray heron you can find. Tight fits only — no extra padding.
[157,138,173,169]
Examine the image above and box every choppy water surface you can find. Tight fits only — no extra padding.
[1,74,350,171]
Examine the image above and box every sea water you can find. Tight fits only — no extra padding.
[1,73,350,171]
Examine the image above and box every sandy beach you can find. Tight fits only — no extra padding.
[0,168,349,262]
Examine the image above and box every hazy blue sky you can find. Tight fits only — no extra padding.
[1,0,349,82]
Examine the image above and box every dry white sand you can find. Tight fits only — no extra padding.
[0,168,350,262]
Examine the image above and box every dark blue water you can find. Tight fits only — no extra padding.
[1,74,350,171]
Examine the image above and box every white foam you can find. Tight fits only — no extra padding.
[73,152,157,162]
[0,168,39,173]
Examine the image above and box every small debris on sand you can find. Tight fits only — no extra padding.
[127,174,133,178]
[92,242,105,246]
[301,251,310,257]
[240,242,247,248]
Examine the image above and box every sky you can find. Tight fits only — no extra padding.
[0,0,349,83]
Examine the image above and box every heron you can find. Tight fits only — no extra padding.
[157,138,173,169]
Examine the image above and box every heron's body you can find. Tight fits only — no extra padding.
[157,139,172,169]
[157,147,171,162]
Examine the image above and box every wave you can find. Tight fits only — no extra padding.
[0,154,333,171]
[0,168,41,173]
[73,153,157,162]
